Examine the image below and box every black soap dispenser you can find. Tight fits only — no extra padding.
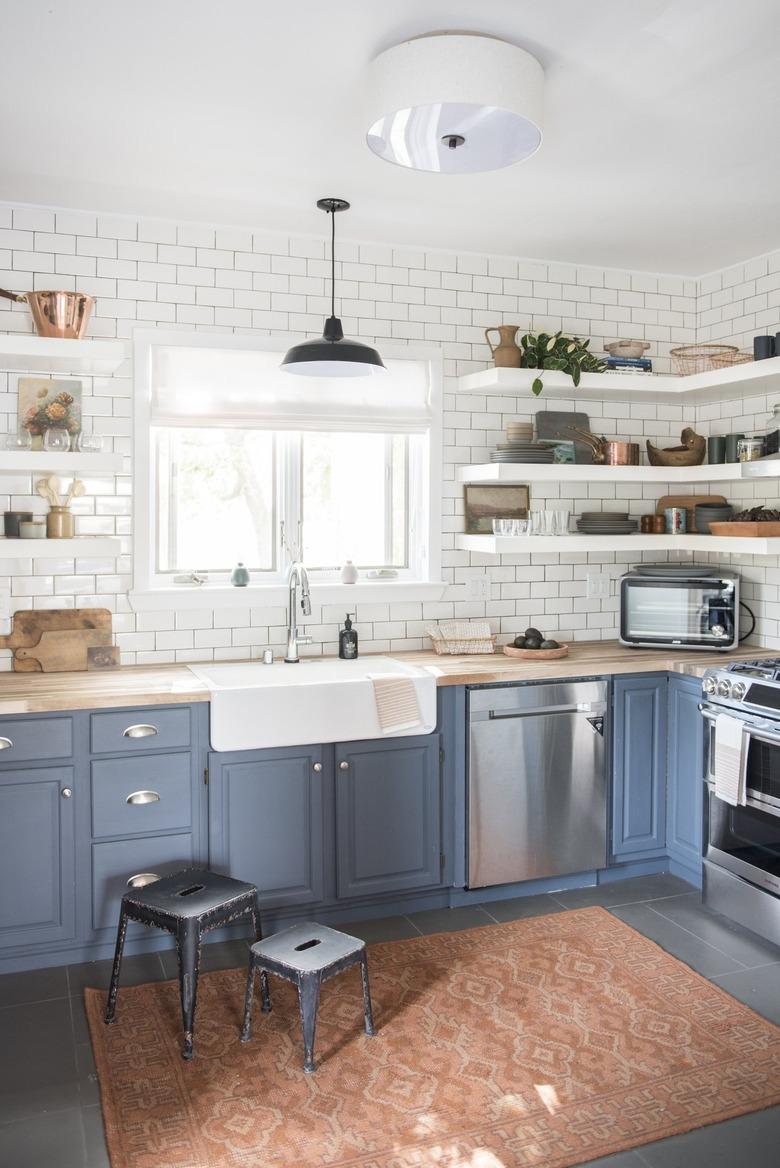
[339,613,358,660]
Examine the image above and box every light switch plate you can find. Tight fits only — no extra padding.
[467,575,491,600]
[585,571,611,599]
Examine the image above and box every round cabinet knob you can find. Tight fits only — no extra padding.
[339,760,350,771]
[312,762,322,773]
[61,787,73,798]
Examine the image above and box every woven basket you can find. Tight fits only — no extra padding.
[427,620,496,655]
[709,349,754,368]
[670,344,739,375]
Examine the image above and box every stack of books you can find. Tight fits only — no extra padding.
[603,355,653,375]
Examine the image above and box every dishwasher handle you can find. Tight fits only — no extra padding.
[474,701,607,722]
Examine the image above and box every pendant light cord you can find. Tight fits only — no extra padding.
[330,208,336,319]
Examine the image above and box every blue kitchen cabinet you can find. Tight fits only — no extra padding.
[208,744,327,911]
[0,765,76,951]
[335,734,442,898]
[612,674,668,859]
[666,674,705,884]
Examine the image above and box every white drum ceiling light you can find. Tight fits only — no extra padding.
[365,33,544,174]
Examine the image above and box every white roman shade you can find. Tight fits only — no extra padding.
[150,343,433,433]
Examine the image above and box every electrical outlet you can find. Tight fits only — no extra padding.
[585,571,611,600]
[467,575,491,600]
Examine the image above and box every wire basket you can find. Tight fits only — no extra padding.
[669,344,739,375]
[709,349,754,368]
[427,619,497,655]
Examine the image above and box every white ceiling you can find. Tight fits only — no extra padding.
[1,0,779,274]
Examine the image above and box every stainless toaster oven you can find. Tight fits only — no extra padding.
[619,567,739,650]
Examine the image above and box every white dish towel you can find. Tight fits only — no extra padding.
[370,676,423,734]
[713,713,747,806]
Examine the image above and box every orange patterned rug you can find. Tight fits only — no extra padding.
[86,907,780,1168]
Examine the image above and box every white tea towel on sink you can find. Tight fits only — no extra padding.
[714,713,746,806]
[370,676,423,734]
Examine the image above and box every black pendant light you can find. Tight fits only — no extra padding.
[281,198,386,377]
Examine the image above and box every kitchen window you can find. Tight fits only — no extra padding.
[132,332,441,600]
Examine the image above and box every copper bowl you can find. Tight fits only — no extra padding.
[0,288,95,339]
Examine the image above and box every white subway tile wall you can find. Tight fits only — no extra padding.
[0,201,778,666]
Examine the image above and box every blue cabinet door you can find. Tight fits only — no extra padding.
[0,766,76,950]
[335,735,442,898]
[208,745,326,910]
[666,674,705,881]
[612,674,667,859]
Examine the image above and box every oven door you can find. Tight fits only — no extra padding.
[620,577,738,649]
[702,704,780,895]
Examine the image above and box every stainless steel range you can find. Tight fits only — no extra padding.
[700,658,780,946]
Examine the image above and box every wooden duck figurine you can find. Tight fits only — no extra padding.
[646,427,706,467]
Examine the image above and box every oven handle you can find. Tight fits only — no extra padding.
[698,703,780,749]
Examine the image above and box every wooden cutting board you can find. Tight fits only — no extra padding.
[655,494,728,534]
[14,629,117,673]
[0,609,112,671]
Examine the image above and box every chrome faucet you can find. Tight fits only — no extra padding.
[285,560,312,662]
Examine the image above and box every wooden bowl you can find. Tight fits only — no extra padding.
[503,643,569,660]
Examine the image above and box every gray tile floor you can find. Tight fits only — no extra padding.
[1,873,779,1167]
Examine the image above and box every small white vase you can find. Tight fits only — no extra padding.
[340,560,358,584]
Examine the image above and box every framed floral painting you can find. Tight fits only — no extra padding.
[18,377,82,450]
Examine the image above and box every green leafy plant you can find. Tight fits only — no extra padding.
[520,331,606,396]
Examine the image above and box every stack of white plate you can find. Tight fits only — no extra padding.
[576,511,639,534]
[490,442,555,463]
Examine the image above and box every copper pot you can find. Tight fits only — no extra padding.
[565,427,640,466]
[0,289,95,339]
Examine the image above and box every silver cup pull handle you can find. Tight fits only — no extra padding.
[126,790,161,805]
[0,736,13,750]
[127,872,160,888]
[123,724,158,739]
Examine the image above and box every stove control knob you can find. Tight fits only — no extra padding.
[703,676,717,694]
[731,682,747,701]
[717,679,732,697]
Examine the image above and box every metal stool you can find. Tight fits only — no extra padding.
[241,921,375,1073]
[104,868,262,1059]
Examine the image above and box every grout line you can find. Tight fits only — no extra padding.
[0,992,70,1010]
[639,902,749,968]
[711,957,780,982]
[401,915,424,936]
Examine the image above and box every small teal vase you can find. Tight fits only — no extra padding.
[230,562,250,587]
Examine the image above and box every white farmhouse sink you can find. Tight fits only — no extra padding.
[189,656,437,751]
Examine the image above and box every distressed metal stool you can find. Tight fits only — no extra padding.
[241,921,375,1073]
[104,868,263,1060]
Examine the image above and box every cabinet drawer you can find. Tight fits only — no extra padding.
[0,717,72,764]
[90,707,191,754]
[92,835,195,934]
[91,753,192,839]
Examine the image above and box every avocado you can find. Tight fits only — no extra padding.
[541,639,560,650]
[524,637,542,650]
[524,626,543,641]
[513,635,527,649]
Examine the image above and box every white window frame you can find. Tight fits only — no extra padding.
[130,329,444,610]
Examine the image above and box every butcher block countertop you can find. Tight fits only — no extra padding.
[0,640,774,716]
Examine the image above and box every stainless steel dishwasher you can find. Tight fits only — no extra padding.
[468,680,608,888]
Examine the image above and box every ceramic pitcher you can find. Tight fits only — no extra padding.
[485,325,522,368]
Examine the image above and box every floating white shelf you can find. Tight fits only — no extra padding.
[458,533,780,556]
[0,537,122,559]
[457,357,780,405]
[0,335,129,376]
[458,462,753,485]
[0,451,124,475]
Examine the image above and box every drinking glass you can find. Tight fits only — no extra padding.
[553,509,570,535]
[4,427,32,450]
[78,431,104,453]
[492,518,511,535]
[43,427,70,452]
